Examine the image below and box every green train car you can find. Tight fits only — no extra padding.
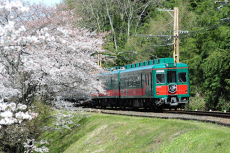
[92,58,190,110]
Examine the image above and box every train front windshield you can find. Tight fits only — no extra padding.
[178,72,187,83]
[156,74,165,84]
[167,71,176,83]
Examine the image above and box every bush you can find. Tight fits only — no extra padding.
[216,96,230,112]
[185,96,206,111]
[0,99,51,153]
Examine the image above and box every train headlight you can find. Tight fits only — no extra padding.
[185,90,188,94]
[166,64,168,67]
[156,91,159,95]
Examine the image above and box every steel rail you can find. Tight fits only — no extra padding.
[163,110,230,118]
[74,107,230,127]
[79,104,230,118]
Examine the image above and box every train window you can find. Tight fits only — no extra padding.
[133,77,135,87]
[112,78,115,89]
[129,77,133,87]
[114,79,116,89]
[136,77,140,87]
[167,71,176,83]
[100,78,103,86]
[108,79,111,88]
[123,77,126,88]
[104,80,107,88]
[133,77,136,87]
[178,72,187,83]
[111,79,113,88]
[147,74,149,85]
[156,74,165,84]
[150,73,152,84]
[115,78,118,89]
[108,79,110,87]
[102,79,105,87]
[120,78,124,88]
[124,77,126,88]
[150,72,153,96]
[141,74,144,87]
[133,76,140,87]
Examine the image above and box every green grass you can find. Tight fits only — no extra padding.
[39,111,230,153]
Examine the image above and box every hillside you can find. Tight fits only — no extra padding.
[39,111,230,153]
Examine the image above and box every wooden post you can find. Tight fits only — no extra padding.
[100,51,102,67]
[173,7,179,63]
[97,51,99,66]
[176,7,179,63]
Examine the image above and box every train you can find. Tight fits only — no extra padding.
[91,58,190,110]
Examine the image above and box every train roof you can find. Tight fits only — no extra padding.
[98,58,188,76]
[120,64,155,73]
[120,63,188,73]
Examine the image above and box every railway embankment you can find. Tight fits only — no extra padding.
[39,108,230,153]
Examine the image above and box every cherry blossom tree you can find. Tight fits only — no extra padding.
[0,0,106,152]
[0,0,105,102]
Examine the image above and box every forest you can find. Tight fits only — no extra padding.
[64,0,230,111]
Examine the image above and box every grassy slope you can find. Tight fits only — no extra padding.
[41,112,230,153]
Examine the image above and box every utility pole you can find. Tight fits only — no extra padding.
[136,7,181,63]
[100,52,102,67]
[97,52,102,68]
[97,42,103,68]
[158,7,179,63]
[173,7,179,63]
[97,51,100,67]
[97,36,103,68]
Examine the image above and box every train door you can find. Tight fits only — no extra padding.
[119,76,120,98]
[166,70,178,95]
[155,70,166,96]
[125,75,127,96]
[119,75,126,97]
[150,72,153,96]
[141,73,144,96]
[110,77,113,96]
[177,70,188,95]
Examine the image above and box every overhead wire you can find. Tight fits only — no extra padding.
[103,2,230,64]
[180,2,229,30]
[133,2,230,57]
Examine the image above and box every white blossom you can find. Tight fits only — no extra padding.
[0,103,8,111]
[1,110,13,118]
[17,104,27,110]
[8,102,16,111]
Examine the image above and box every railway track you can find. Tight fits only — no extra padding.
[81,107,230,119]
[163,110,230,118]
[74,107,230,127]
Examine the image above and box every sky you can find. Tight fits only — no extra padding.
[28,0,62,6]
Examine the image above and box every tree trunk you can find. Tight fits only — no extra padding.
[105,0,118,51]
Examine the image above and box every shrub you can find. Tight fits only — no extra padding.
[216,96,230,112]
[0,100,51,152]
[185,96,206,111]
